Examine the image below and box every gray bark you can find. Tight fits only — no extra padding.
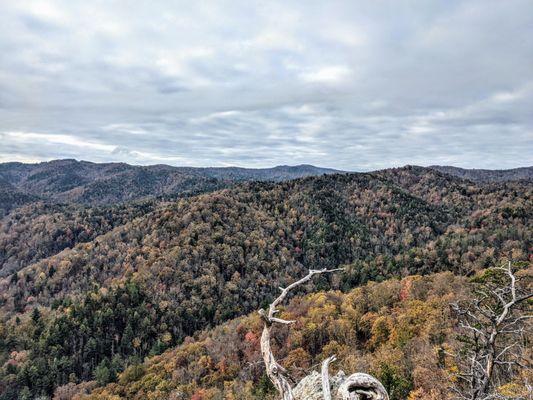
[259,268,389,400]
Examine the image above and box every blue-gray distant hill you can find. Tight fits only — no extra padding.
[429,165,532,182]
[0,159,340,213]
[1,159,531,215]
[182,164,340,181]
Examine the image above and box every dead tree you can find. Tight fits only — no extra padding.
[259,268,389,400]
[451,262,532,400]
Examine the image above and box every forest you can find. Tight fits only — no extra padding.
[0,165,531,399]
[0,160,339,215]
[83,267,532,400]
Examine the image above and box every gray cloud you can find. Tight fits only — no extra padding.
[0,0,532,170]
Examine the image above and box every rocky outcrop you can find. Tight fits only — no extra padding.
[293,370,388,400]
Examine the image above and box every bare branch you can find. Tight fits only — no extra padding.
[260,268,343,400]
[451,261,532,399]
[321,355,336,400]
[268,268,344,321]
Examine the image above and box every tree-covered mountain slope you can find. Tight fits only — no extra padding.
[0,167,530,399]
[0,163,337,275]
[16,269,533,400]
[2,159,529,215]
[0,200,160,277]
[0,160,339,213]
[429,165,533,183]
[0,177,39,217]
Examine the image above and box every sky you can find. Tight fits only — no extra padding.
[0,1,532,171]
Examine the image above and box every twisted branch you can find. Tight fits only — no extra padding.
[321,355,337,400]
[259,267,389,400]
[259,268,342,400]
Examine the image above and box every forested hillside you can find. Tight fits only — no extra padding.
[0,178,39,218]
[429,165,533,183]
[2,159,530,216]
[0,160,338,213]
[0,166,531,399]
[4,269,531,400]
[79,268,532,400]
[0,201,159,277]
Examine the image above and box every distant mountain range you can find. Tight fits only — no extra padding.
[429,165,533,182]
[0,159,339,215]
[0,159,531,216]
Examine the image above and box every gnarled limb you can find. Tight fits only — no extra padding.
[260,321,294,400]
[259,268,343,400]
[451,261,532,399]
[259,267,389,400]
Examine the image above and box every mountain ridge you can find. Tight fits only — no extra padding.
[428,164,532,182]
[1,159,531,217]
[0,165,530,399]
[0,159,341,214]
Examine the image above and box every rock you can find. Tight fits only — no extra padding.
[293,370,389,400]
[293,370,346,400]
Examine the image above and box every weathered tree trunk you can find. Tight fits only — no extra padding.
[259,268,389,400]
[260,321,294,399]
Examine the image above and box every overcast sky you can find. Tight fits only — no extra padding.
[0,1,532,170]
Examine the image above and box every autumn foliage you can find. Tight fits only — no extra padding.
[0,167,530,399]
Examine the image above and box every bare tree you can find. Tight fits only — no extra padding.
[259,268,389,400]
[451,262,532,400]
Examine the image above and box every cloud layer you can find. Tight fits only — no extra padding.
[1,0,532,170]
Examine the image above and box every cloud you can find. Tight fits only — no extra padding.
[2,132,115,152]
[299,65,353,84]
[0,0,532,170]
